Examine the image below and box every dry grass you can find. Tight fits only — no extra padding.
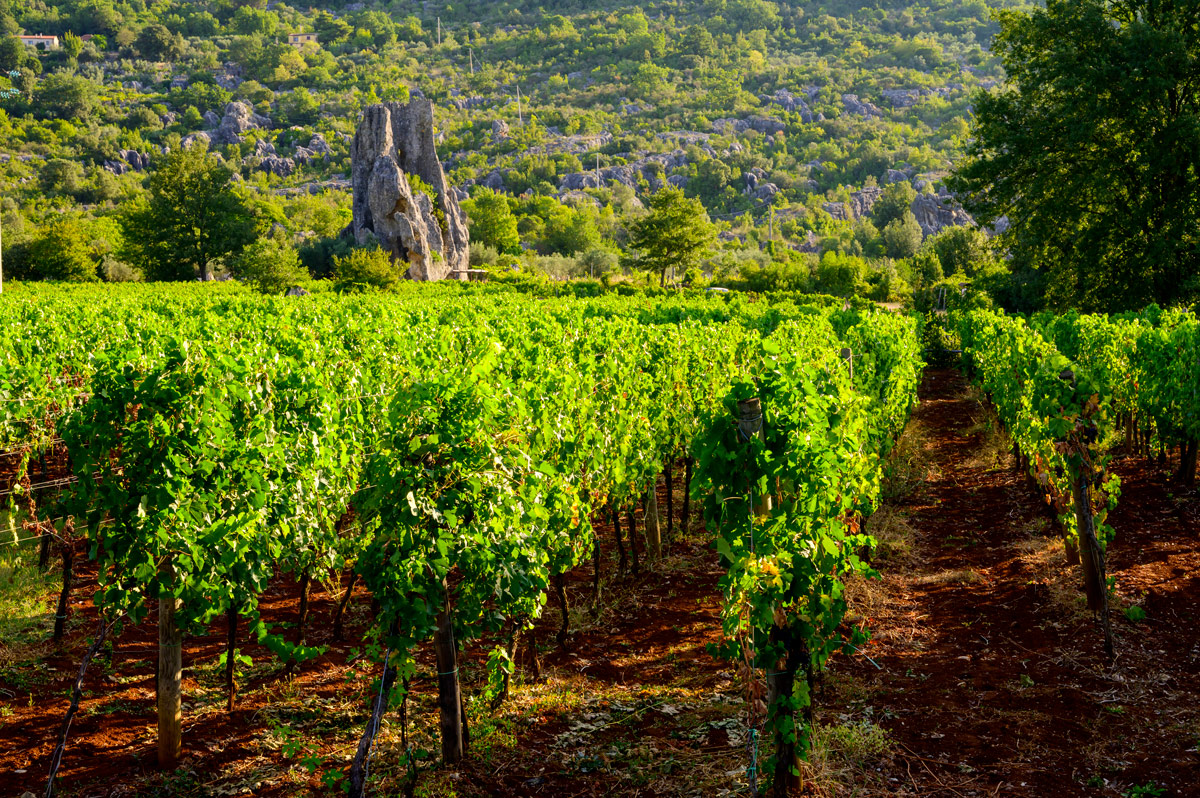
[913,569,983,586]
[865,506,918,568]
[960,389,1017,472]
[1010,532,1091,623]
[810,720,892,784]
[881,420,936,503]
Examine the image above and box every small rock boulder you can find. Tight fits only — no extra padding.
[308,133,331,154]
[481,169,507,192]
[258,156,295,178]
[181,131,211,150]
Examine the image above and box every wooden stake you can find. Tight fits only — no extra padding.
[683,457,693,532]
[435,582,464,764]
[627,505,640,576]
[333,569,357,641]
[157,576,183,769]
[644,483,662,559]
[665,459,674,544]
[225,605,238,712]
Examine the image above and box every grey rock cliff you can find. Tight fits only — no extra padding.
[348,100,469,281]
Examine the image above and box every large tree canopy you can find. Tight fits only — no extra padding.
[951,0,1200,312]
[624,186,716,286]
[120,146,257,281]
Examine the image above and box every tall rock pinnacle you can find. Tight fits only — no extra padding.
[348,99,469,281]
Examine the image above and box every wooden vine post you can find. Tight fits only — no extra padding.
[664,459,674,543]
[682,457,693,532]
[610,499,627,573]
[225,605,239,711]
[736,398,770,518]
[434,581,465,764]
[157,559,183,769]
[644,481,662,559]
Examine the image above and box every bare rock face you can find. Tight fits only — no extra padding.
[349,100,469,281]
[212,101,272,147]
[910,193,973,237]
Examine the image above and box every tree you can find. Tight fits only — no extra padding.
[36,74,98,121]
[464,189,520,254]
[814,251,868,296]
[882,212,923,259]
[229,237,307,295]
[13,66,34,101]
[681,24,717,58]
[232,6,278,37]
[950,0,1200,311]
[578,247,618,279]
[40,159,85,197]
[61,31,84,60]
[27,216,99,282]
[624,186,717,286]
[136,23,184,61]
[120,146,257,281]
[73,1,123,36]
[929,225,996,278]
[124,105,163,131]
[314,11,351,46]
[358,11,397,47]
[871,182,916,229]
[690,158,732,207]
[542,204,600,255]
[0,35,22,72]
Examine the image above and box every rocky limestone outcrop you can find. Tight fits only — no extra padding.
[880,89,922,108]
[308,133,330,154]
[348,100,469,281]
[821,184,974,236]
[481,169,507,192]
[713,116,786,136]
[212,102,272,147]
[842,94,883,118]
[759,89,817,123]
[181,131,211,150]
[910,193,973,237]
[257,155,295,178]
[103,149,151,174]
[556,150,690,194]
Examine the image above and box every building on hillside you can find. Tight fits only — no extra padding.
[18,34,59,50]
[287,32,319,48]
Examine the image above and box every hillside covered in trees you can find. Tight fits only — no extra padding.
[2,0,1022,302]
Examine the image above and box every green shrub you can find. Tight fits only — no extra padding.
[230,238,308,295]
[332,246,404,292]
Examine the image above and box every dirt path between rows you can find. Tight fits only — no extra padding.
[833,369,1200,797]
